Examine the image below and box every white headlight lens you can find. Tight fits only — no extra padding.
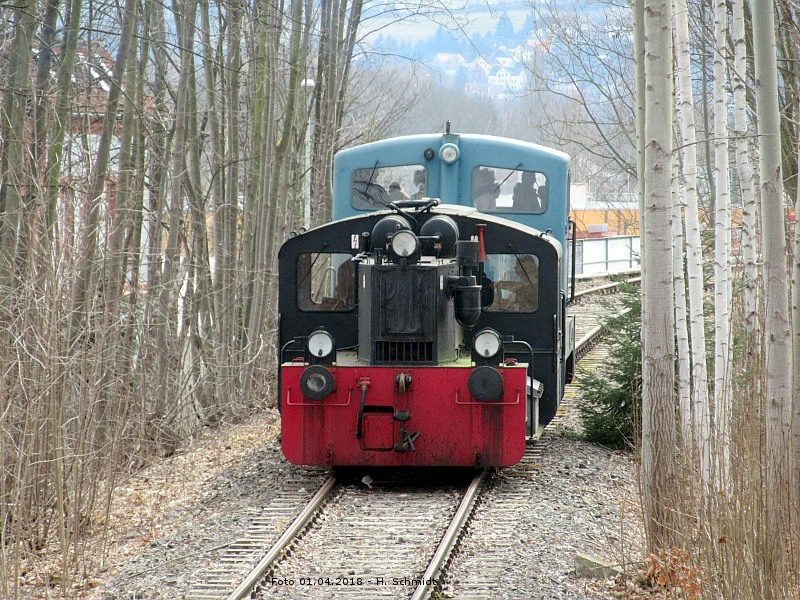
[308,330,334,358]
[391,230,418,257]
[474,329,501,358]
[440,143,460,164]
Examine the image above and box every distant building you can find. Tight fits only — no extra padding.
[570,183,640,237]
[493,47,517,68]
[429,52,466,80]
[487,65,526,98]
[464,57,492,95]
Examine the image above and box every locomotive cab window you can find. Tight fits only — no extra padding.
[484,253,540,312]
[351,165,427,209]
[297,252,355,312]
[472,167,547,214]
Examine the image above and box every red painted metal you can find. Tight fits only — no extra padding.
[281,363,527,467]
[476,223,488,262]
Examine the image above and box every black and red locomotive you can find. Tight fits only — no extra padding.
[278,130,576,467]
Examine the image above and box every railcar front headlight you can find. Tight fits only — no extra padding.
[439,143,460,164]
[473,328,502,359]
[307,329,334,358]
[390,230,419,258]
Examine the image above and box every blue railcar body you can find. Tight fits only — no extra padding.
[332,132,571,289]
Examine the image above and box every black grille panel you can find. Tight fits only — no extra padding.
[375,341,434,363]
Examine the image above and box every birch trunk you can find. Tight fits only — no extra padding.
[712,0,731,489]
[641,0,677,551]
[672,174,691,445]
[732,0,758,341]
[674,0,711,481]
[753,0,793,586]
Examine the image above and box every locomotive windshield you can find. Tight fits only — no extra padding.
[351,165,427,209]
[472,166,548,214]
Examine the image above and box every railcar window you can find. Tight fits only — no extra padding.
[351,165,427,209]
[472,167,547,214]
[297,252,356,312]
[483,253,539,312]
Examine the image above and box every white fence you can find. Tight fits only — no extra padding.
[574,235,640,275]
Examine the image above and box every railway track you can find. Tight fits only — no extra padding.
[441,343,612,598]
[188,281,629,600]
[255,470,485,599]
[186,471,330,600]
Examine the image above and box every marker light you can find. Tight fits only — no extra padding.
[390,230,419,258]
[473,328,502,359]
[307,329,334,358]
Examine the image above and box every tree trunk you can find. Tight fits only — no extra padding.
[674,0,711,481]
[712,0,731,489]
[753,0,794,588]
[641,0,677,551]
[733,0,759,342]
[0,3,36,295]
[241,0,306,399]
[216,0,243,413]
[310,0,364,228]
[43,0,83,243]
[672,175,691,446]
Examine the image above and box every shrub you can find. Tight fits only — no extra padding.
[577,286,641,450]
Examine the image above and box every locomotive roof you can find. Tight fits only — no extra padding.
[279,203,563,259]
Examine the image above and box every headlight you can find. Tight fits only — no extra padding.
[468,366,504,402]
[390,230,418,258]
[300,365,335,400]
[473,328,502,359]
[307,329,334,358]
[440,143,460,164]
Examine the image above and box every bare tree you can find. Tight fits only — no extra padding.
[529,0,637,191]
[240,0,310,398]
[309,0,365,227]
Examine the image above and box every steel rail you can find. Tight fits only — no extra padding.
[574,306,633,362]
[226,474,337,600]
[572,275,640,302]
[410,469,489,600]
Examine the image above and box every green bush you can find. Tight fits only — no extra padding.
[577,286,642,450]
